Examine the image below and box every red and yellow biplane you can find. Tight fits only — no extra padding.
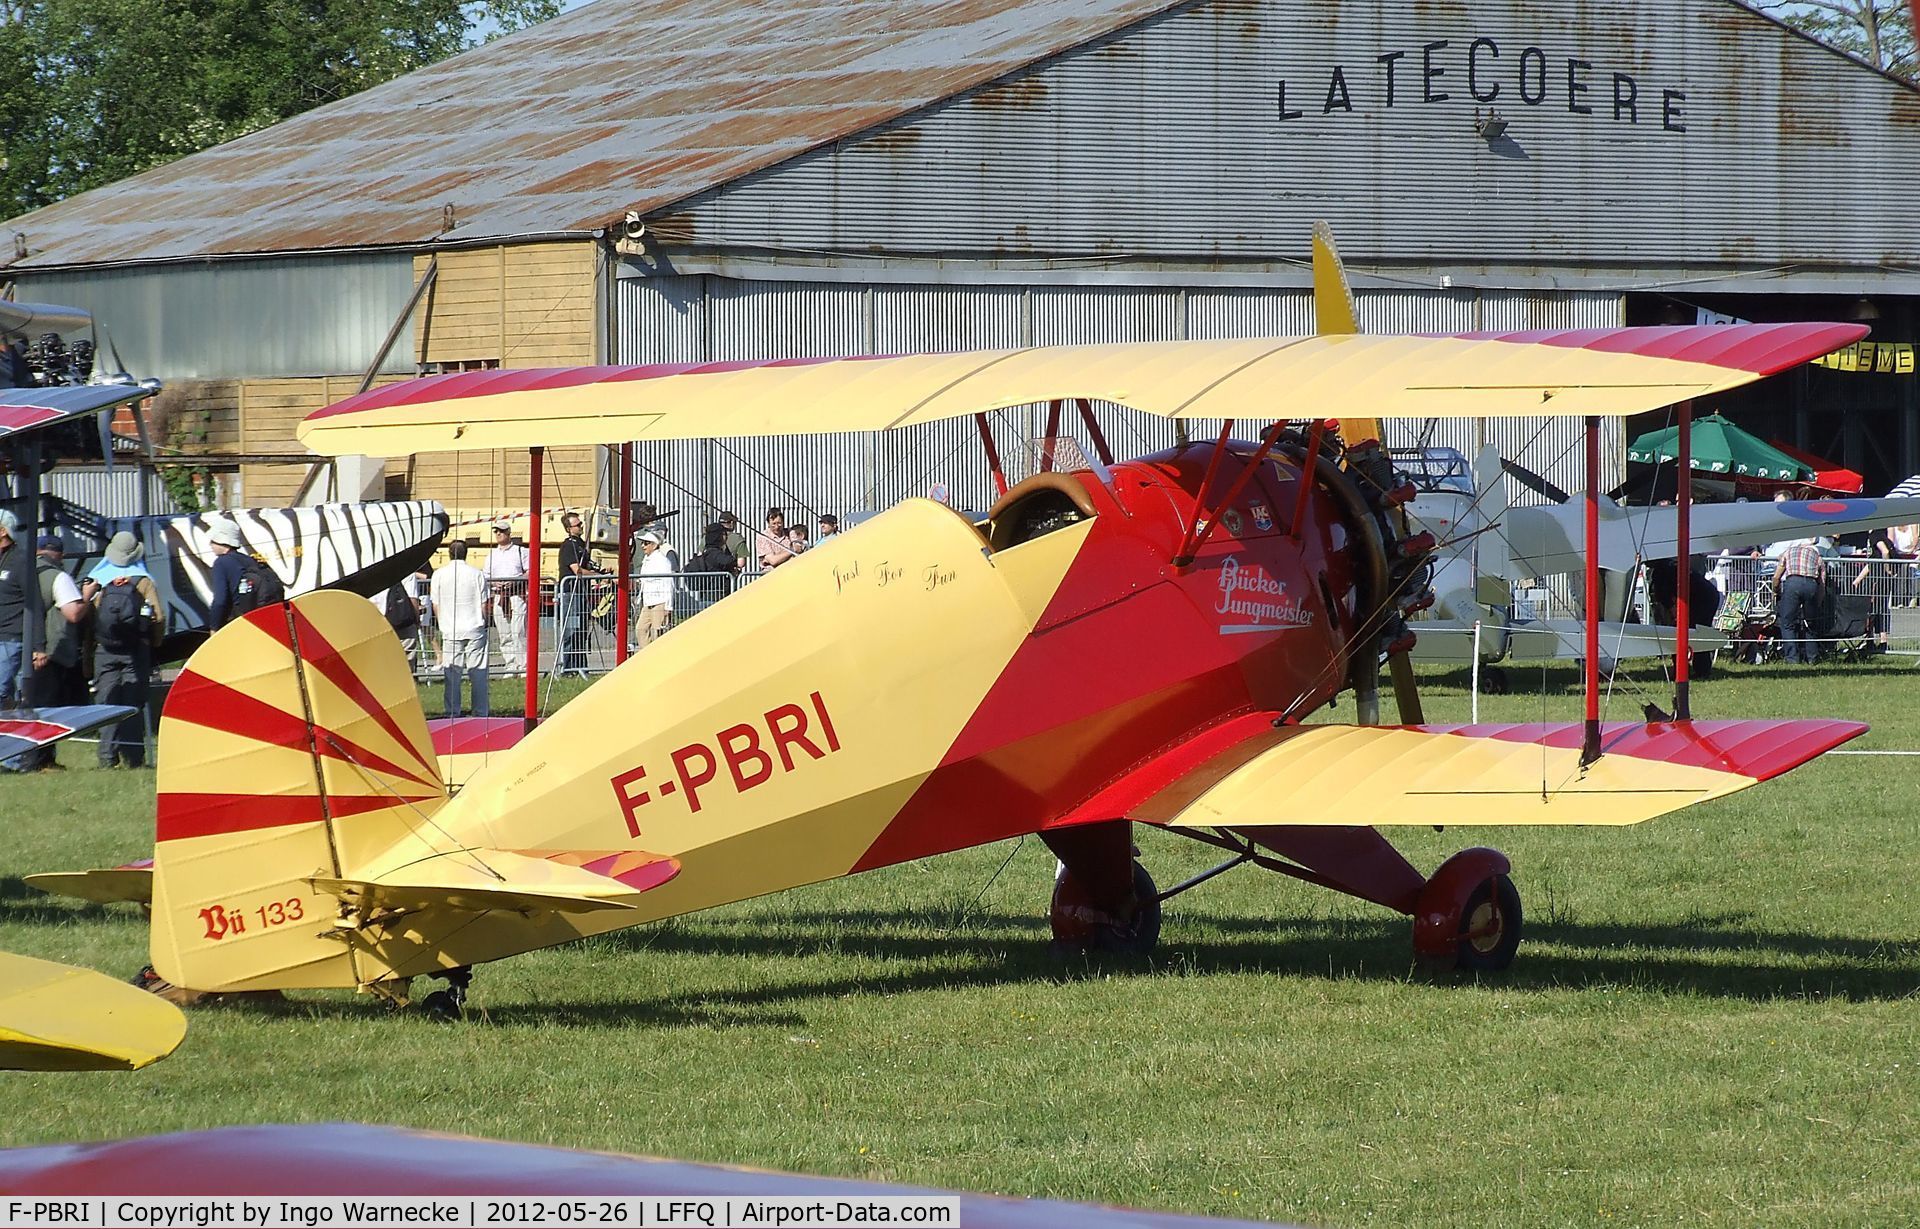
[127,235,1870,1012]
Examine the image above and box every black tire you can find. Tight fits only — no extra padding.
[1052,861,1161,955]
[1480,665,1510,695]
[1455,874,1522,972]
[420,989,464,1020]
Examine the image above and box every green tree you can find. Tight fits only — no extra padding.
[1,0,558,217]
[1764,0,1916,80]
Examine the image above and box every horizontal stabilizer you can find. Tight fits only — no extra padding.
[1126,719,1864,830]
[25,859,154,906]
[425,715,527,792]
[1412,621,1726,663]
[0,952,186,1072]
[312,847,680,917]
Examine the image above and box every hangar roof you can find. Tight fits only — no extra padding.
[0,0,1180,271]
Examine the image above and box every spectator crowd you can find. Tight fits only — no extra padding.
[0,498,848,768]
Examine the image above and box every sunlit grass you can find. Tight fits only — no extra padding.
[2,659,1916,1227]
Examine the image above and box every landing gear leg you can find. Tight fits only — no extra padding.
[1051,859,1162,955]
[420,966,472,1019]
[1041,821,1161,955]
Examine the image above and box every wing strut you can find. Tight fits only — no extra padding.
[975,413,1008,497]
[1287,420,1327,540]
[1582,416,1602,766]
[525,446,545,732]
[1173,421,1236,566]
[1074,399,1115,467]
[1175,420,1289,567]
[1675,402,1693,719]
[615,441,633,667]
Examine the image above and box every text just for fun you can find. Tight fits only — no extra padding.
[612,691,842,836]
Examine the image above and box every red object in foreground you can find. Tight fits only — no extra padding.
[1766,437,1864,495]
[0,1124,1297,1228]
[426,716,528,757]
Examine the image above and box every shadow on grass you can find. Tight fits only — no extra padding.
[36,897,1911,1028]
[434,906,1919,1027]
[0,874,122,924]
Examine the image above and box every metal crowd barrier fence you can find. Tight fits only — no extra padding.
[1477,553,1920,665]
[1708,554,1920,658]
[547,570,749,676]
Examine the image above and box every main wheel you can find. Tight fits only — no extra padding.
[1479,665,1510,695]
[1050,860,1161,955]
[1454,874,1523,972]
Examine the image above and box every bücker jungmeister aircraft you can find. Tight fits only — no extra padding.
[132,233,1873,1013]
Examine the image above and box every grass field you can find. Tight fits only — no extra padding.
[3,658,1917,1227]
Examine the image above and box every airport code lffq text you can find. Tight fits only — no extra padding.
[1,1197,962,1229]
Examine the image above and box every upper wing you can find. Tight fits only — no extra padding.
[0,383,153,443]
[297,324,1864,456]
[0,952,186,1072]
[1067,717,1863,831]
[1507,495,1920,576]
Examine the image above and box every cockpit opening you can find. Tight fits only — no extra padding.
[985,472,1099,551]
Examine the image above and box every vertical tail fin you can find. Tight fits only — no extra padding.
[150,592,447,992]
[1313,221,1360,336]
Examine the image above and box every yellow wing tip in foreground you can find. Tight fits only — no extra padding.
[0,952,186,1072]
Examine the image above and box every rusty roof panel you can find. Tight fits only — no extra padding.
[0,0,1183,269]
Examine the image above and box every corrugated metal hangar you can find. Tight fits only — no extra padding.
[3,0,1916,521]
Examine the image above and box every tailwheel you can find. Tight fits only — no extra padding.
[129,965,285,1007]
[1479,665,1510,695]
[1050,860,1161,955]
[1455,874,1523,972]
[130,965,207,1007]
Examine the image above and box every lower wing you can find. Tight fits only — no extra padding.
[1059,716,1863,830]
[1,704,138,762]
[0,952,186,1072]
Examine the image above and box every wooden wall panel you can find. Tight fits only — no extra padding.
[229,238,600,512]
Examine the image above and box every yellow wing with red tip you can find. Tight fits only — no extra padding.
[1122,720,1867,830]
[297,324,1866,457]
[0,952,186,1072]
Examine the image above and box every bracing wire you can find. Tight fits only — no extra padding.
[1273,415,1567,722]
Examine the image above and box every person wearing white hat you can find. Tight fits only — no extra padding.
[483,523,529,675]
[634,528,675,648]
[205,520,249,630]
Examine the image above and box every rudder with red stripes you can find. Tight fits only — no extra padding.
[150,592,448,992]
